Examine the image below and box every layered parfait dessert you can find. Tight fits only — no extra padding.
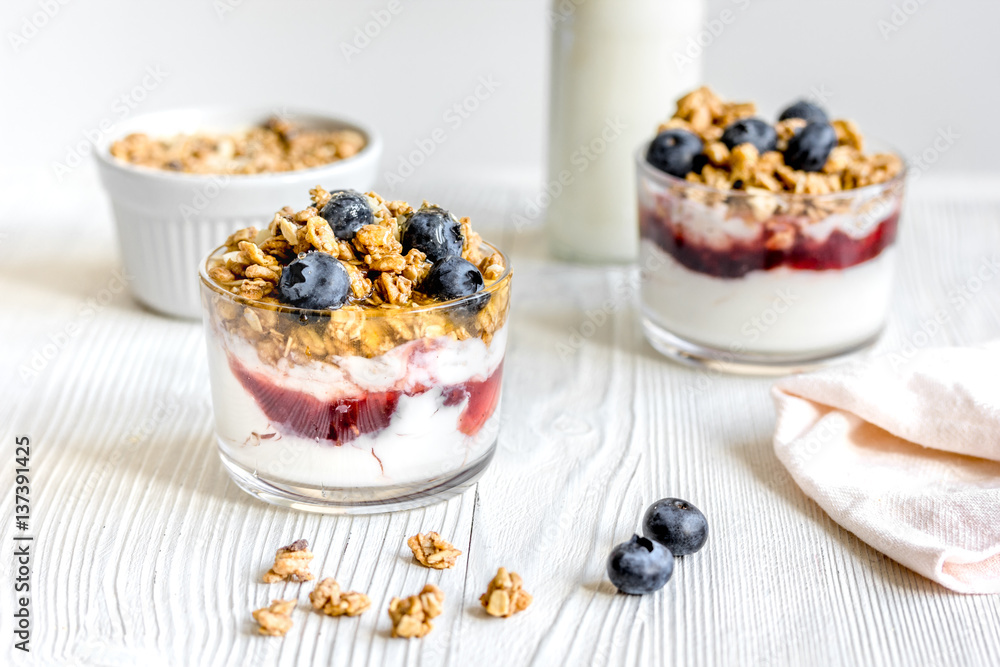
[637,87,905,371]
[199,187,510,511]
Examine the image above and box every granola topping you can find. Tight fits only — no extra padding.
[262,539,314,583]
[252,599,296,637]
[309,578,371,617]
[110,117,365,174]
[480,567,532,618]
[656,87,902,195]
[387,584,445,639]
[204,188,509,363]
[407,532,462,570]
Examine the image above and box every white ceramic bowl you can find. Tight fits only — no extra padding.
[94,108,382,319]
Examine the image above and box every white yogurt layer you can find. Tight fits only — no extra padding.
[205,326,506,488]
[640,241,896,355]
[220,325,506,401]
[655,192,899,248]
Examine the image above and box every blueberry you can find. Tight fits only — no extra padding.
[402,207,464,262]
[642,498,708,556]
[422,256,485,310]
[606,535,675,595]
[778,100,829,125]
[783,122,838,172]
[721,118,777,154]
[645,129,704,178]
[276,252,351,310]
[319,190,373,240]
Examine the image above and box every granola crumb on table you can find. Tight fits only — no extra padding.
[480,567,532,618]
[252,599,296,637]
[110,117,365,174]
[309,578,371,617]
[407,532,463,570]
[262,539,314,584]
[387,584,445,639]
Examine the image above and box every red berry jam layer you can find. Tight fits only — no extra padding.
[229,355,504,445]
[640,205,899,279]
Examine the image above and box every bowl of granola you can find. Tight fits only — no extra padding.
[199,187,511,513]
[637,87,905,374]
[95,108,382,319]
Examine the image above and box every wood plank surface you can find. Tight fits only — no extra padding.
[2,177,999,666]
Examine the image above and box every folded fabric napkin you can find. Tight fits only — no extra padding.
[772,343,1000,594]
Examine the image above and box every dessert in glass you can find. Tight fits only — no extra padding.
[199,187,511,513]
[637,87,905,374]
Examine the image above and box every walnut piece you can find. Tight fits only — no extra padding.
[262,539,314,583]
[387,584,445,639]
[480,567,532,618]
[407,532,462,570]
[309,578,371,617]
[252,599,296,636]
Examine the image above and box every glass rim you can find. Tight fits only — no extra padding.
[634,139,907,201]
[199,239,512,318]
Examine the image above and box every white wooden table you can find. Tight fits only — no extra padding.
[3,174,1000,667]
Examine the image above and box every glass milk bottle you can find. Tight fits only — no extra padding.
[546,0,705,263]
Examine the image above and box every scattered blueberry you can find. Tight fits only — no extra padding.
[319,190,373,240]
[645,129,704,178]
[276,252,351,310]
[606,534,675,595]
[422,256,486,312]
[402,207,464,262]
[783,121,838,172]
[778,100,829,124]
[642,498,709,556]
[721,118,777,154]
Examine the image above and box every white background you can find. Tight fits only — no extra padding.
[2,0,998,200]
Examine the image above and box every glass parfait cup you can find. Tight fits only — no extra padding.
[199,243,512,514]
[636,143,906,374]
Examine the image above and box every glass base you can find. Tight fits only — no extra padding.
[218,442,496,515]
[641,315,882,376]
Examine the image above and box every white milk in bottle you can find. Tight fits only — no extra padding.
[546,0,705,262]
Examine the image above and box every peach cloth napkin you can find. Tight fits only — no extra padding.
[772,343,1000,594]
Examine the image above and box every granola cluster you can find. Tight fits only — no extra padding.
[205,187,509,362]
[309,578,372,617]
[658,87,902,195]
[407,532,463,570]
[110,117,365,174]
[253,599,296,637]
[480,568,532,618]
[252,535,530,641]
[387,584,445,639]
[262,539,314,584]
